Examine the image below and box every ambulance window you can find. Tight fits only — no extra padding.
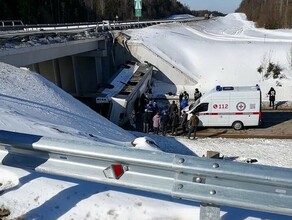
[194,103,208,113]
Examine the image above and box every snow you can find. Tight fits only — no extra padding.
[1,13,292,219]
[126,13,292,102]
[167,14,196,20]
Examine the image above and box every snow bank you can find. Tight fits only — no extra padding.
[0,62,135,145]
[125,13,292,101]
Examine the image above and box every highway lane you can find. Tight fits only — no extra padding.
[196,110,292,139]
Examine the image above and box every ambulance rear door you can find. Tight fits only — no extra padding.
[229,91,261,127]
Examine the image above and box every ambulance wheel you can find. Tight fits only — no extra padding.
[232,121,244,130]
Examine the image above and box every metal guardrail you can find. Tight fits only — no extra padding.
[0,130,292,219]
[0,17,204,33]
[0,20,25,32]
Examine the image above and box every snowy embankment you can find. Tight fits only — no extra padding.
[125,13,292,102]
[0,63,135,145]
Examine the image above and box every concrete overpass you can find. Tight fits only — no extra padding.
[0,34,114,99]
[113,31,199,95]
[0,18,203,105]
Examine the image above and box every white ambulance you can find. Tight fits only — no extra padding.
[184,85,262,130]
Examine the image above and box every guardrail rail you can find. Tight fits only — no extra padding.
[0,130,292,220]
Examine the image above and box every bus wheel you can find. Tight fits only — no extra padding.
[232,121,244,130]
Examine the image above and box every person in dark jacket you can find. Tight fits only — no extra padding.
[180,110,188,136]
[194,88,202,101]
[168,101,178,115]
[171,110,180,136]
[142,109,151,133]
[160,111,170,136]
[152,99,159,113]
[268,87,276,109]
[187,112,199,140]
[146,100,154,131]
[183,91,189,102]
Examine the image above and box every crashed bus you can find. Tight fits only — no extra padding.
[96,61,153,126]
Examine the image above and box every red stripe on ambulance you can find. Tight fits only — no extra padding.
[199,112,260,116]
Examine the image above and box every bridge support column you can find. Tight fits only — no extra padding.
[95,57,103,85]
[72,56,81,96]
[53,59,62,88]
[32,63,40,73]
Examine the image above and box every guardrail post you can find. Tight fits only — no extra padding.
[200,203,220,220]
[199,151,221,220]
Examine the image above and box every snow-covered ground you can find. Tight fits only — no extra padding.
[1,13,292,220]
[126,13,292,102]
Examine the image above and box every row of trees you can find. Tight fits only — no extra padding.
[2,0,291,29]
[83,0,191,21]
[0,0,90,24]
[0,0,191,24]
[236,0,292,29]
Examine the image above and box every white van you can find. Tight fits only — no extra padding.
[184,85,262,130]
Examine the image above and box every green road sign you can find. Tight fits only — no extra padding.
[134,0,142,10]
[135,9,141,17]
[134,0,142,17]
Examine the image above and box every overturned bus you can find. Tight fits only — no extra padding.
[96,61,153,126]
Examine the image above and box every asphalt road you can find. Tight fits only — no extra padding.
[196,110,292,139]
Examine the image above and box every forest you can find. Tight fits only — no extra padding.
[0,0,192,24]
[236,0,292,29]
[1,0,291,29]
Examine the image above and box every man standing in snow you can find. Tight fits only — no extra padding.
[268,87,276,109]
[168,100,178,115]
[187,112,199,140]
[170,110,180,136]
[180,110,188,136]
[194,88,202,101]
[142,109,151,133]
[160,111,170,136]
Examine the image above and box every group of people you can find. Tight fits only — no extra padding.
[140,99,199,140]
[128,89,204,139]
[178,89,202,111]
[129,87,277,137]
[179,91,189,110]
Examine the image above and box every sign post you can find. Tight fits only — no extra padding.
[134,0,142,25]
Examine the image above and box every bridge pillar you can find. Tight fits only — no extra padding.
[33,63,40,73]
[53,59,62,88]
[72,56,81,96]
[95,57,103,85]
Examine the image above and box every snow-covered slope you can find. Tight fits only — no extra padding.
[0,63,135,145]
[125,13,292,102]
